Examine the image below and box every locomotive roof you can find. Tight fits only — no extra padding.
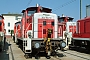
[15,21,21,24]
[59,17,74,20]
[0,15,4,19]
[22,7,52,13]
[78,17,90,21]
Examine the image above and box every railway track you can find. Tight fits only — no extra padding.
[0,38,14,60]
[9,38,90,60]
[26,49,90,60]
[1,38,90,60]
[26,50,90,60]
[8,39,15,60]
[57,50,90,60]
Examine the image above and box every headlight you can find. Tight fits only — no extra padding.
[34,42,40,48]
[60,41,66,48]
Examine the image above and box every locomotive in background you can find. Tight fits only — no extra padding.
[13,4,67,59]
[0,15,6,51]
[58,15,76,50]
[70,17,90,51]
[69,5,90,51]
[13,21,21,43]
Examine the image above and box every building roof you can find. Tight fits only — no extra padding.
[2,14,22,16]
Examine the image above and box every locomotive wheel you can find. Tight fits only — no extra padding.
[51,51,56,56]
[0,48,2,52]
[35,55,40,59]
[69,45,71,50]
[0,45,3,52]
[46,55,51,59]
[57,53,64,57]
[24,54,29,59]
[29,54,32,58]
[16,40,19,45]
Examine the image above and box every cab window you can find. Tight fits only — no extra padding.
[0,17,2,20]
[51,21,54,26]
[27,10,36,16]
[58,19,64,23]
[68,20,72,22]
[43,21,46,26]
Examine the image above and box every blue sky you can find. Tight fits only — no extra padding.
[0,0,90,21]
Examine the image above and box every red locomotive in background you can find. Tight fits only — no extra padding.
[13,4,67,59]
[13,21,21,43]
[71,17,90,51]
[0,15,6,51]
[58,15,76,50]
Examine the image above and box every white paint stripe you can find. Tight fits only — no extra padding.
[8,40,14,60]
[22,25,24,38]
[73,38,90,41]
[60,26,62,36]
[25,23,31,38]
[34,23,53,24]
[53,26,54,38]
[42,23,43,38]
[26,23,31,31]
[32,17,34,38]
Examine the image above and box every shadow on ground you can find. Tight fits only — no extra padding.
[0,39,11,60]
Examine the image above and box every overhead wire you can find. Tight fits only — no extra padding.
[53,0,77,12]
[25,0,32,7]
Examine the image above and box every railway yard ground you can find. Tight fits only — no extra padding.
[0,38,90,60]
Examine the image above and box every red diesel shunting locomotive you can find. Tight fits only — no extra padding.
[13,4,66,59]
[71,17,90,51]
[13,21,21,43]
[0,15,5,51]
